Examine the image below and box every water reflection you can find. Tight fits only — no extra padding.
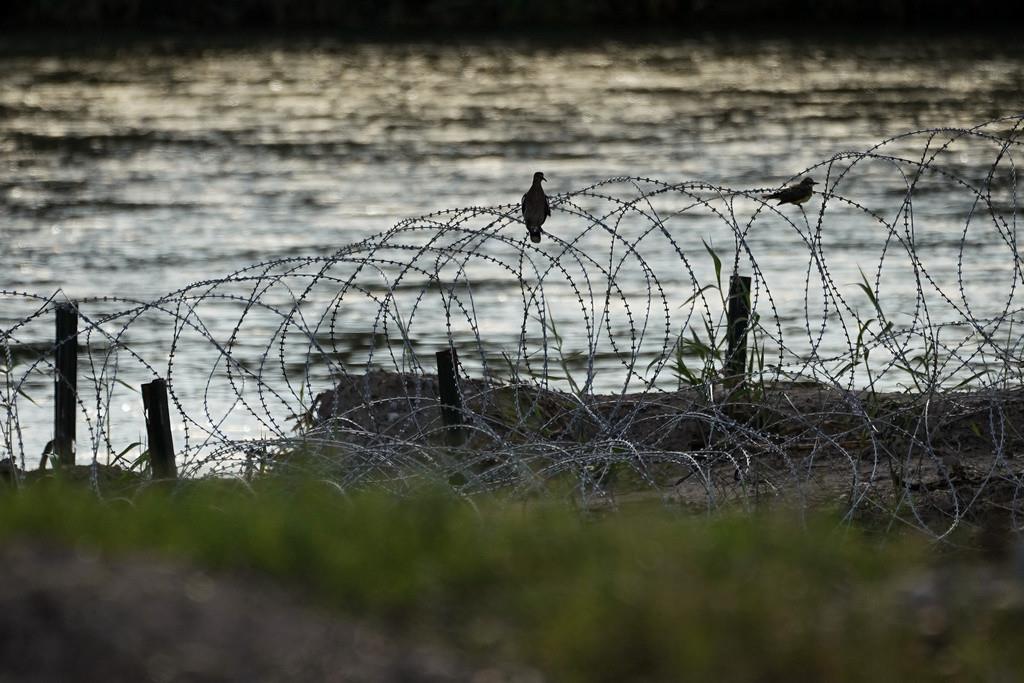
[2,34,1023,462]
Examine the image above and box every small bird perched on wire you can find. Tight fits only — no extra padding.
[762,177,817,206]
[521,171,550,243]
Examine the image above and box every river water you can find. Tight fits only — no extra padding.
[2,34,1023,467]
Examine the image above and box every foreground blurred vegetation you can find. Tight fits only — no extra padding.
[4,0,1022,30]
[2,479,1023,681]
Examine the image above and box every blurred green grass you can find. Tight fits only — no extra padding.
[1,480,1022,681]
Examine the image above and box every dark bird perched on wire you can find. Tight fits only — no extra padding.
[762,177,817,206]
[521,171,550,243]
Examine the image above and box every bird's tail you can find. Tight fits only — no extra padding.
[529,229,542,244]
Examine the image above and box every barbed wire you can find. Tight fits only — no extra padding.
[3,114,1024,537]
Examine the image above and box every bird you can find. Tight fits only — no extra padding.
[521,171,550,243]
[762,177,817,206]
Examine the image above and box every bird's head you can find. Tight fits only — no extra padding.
[801,177,817,186]
[533,172,546,183]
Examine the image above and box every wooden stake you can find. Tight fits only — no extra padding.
[435,348,465,446]
[53,302,78,466]
[142,378,177,479]
[725,275,752,389]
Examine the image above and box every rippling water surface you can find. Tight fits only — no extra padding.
[2,34,1023,463]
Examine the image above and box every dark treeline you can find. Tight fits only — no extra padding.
[3,0,1022,31]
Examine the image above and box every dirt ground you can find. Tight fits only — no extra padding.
[0,543,538,683]
[302,372,1024,527]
